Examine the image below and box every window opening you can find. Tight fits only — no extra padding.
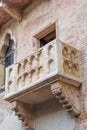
[5,39,14,68]
[33,22,56,50]
[40,30,56,47]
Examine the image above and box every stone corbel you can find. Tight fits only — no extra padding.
[11,101,35,129]
[51,81,81,116]
[0,1,22,21]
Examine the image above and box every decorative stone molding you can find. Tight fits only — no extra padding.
[58,40,82,85]
[0,1,22,21]
[0,27,17,62]
[1,27,12,39]
[11,101,35,129]
[51,81,81,116]
[0,28,13,55]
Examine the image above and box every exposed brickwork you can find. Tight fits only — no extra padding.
[74,81,87,130]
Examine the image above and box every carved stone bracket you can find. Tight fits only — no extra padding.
[51,81,81,116]
[0,1,22,21]
[11,101,35,130]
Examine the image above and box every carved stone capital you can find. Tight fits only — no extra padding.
[51,81,81,116]
[11,101,35,129]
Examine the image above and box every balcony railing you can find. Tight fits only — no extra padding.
[5,40,58,97]
[5,39,82,99]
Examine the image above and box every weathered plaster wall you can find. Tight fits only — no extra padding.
[35,99,75,130]
[0,99,22,130]
[0,110,22,130]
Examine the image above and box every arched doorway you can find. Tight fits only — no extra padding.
[0,34,14,87]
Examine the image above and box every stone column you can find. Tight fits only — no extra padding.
[0,56,5,88]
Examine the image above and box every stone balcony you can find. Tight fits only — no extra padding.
[4,39,82,104]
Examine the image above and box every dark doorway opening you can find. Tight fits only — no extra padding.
[5,39,14,68]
